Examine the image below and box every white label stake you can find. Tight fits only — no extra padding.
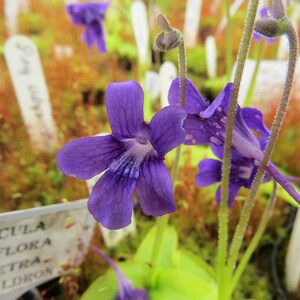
[0,199,94,300]
[285,208,300,292]
[205,35,217,79]
[131,0,149,65]
[183,0,202,47]
[4,36,58,152]
[159,61,177,108]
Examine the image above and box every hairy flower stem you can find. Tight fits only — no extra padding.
[218,1,259,298]
[244,39,266,107]
[227,20,298,295]
[230,181,277,294]
[150,40,187,270]
[225,0,232,81]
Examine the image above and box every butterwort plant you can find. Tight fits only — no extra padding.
[56,81,186,229]
[66,2,109,53]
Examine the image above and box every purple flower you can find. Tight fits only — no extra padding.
[66,2,109,53]
[168,78,300,205]
[197,146,271,207]
[93,247,149,300]
[253,7,277,44]
[57,81,186,229]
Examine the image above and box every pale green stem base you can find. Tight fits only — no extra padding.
[150,40,186,270]
[230,182,277,294]
[244,39,266,107]
[218,1,259,299]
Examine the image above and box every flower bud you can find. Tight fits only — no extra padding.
[154,30,182,52]
[254,18,288,38]
[153,14,183,52]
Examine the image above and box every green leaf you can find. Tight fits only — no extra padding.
[150,268,218,300]
[134,225,178,268]
[261,181,300,207]
[173,249,216,282]
[80,262,146,300]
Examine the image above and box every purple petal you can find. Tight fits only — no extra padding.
[253,32,263,42]
[258,137,268,152]
[136,160,176,216]
[266,162,300,204]
[82,25,96,47]
[66,4,86,25]
[183,114,211,145]
[260,7,269,18]
[56,135,123,180]
[93,248,149,300]
[96,29,106,53]
[149,106,186,157]
[210,145,242,160]
[199,83,233,118]
[241,107,270,137]
[196,159,222,187]
[168,78,208,114]
[106,81,145,139]
[88,170,135,229]
[66,3,108,25]
[216,182,243,207]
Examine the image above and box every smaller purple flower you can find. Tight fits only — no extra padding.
[197,146,271,207]
[66,2,109,53]
[93,247,149,300]
[168,77,300,205]
[57,81,186,229]
[253,7,277,44]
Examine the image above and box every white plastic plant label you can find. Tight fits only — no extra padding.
[145,71,161,103]
[4,0,19,36]
[159,61,177,108]
[0,199,94,300]
[183,0,202,47]
[285,208,300,292]
[86,155,137,249]
[232,58,300,111]
[4,35,58,152]
[131,0,149,65]
[205,35,217,79]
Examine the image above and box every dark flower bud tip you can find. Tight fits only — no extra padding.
[254,18,287,38]
[271,0,285,20]
[157,14,172,32]
[154,30,182,52]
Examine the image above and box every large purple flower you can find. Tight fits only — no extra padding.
[66,2,109,53]
[93,247,149,300]
[57,81,186,229]
[168,78,300,205]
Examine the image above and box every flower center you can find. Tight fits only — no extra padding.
[109,139,156,179]
[135,136,149,145]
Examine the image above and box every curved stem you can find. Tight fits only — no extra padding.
[230,181,277,294]
[227,20,298,284]
[218,1,259,298]
[150,41,187,268]
[244,39,266,107]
